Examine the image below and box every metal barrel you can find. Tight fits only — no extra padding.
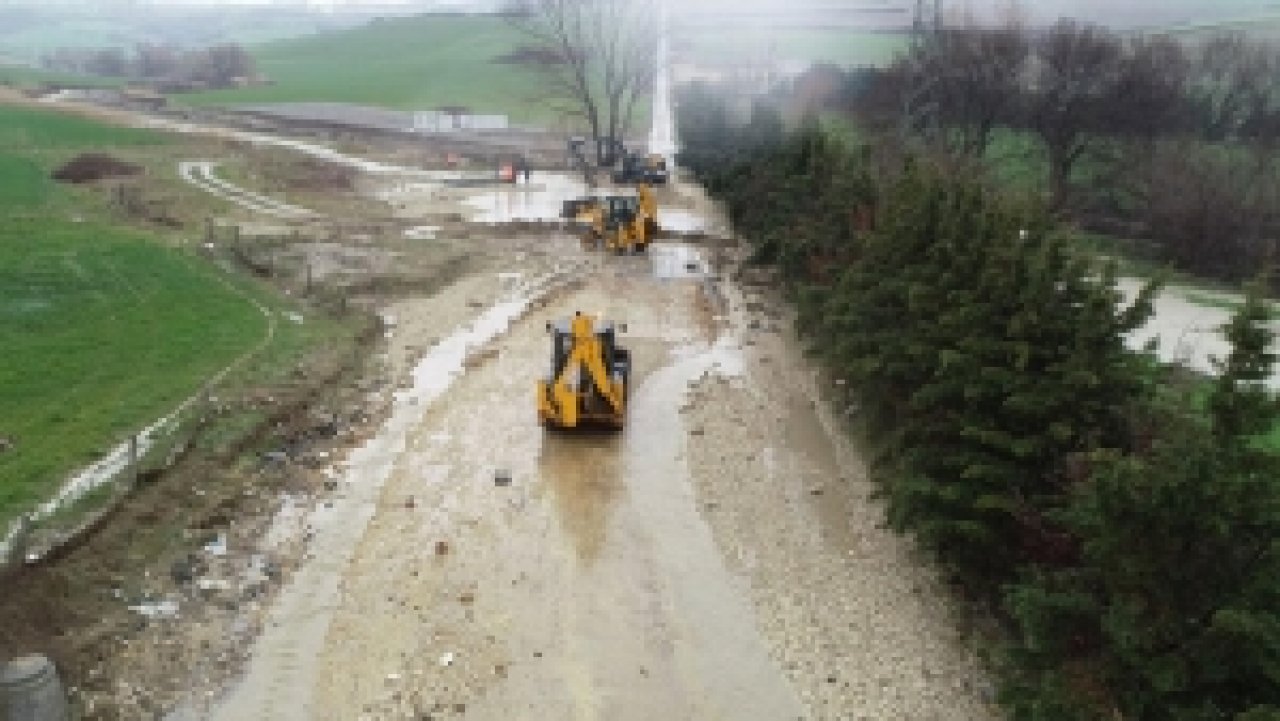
[1,655,70,721]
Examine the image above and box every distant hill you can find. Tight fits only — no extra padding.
[180,14,569,127]
[934,0,1278,30]
[0,5,366,61]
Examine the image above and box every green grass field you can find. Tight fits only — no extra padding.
[0,64,120,89]
[677,27,907,68]
[182,15,568,126]
[0,220,268,519]
[0,104,161,212]
[0,104,157,153]
[0,104,269,524]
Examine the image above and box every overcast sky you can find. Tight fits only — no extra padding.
[14,0,1275,28]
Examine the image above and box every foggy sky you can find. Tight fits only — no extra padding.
[8,0,1275,29]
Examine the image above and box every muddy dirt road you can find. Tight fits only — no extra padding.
[151,226,998,720]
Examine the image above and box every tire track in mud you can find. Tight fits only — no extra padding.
[179,161,318,219]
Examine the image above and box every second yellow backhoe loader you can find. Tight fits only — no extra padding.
[562,184,659,254]
[536,311,630,430]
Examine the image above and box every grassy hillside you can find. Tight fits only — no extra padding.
[0,220,268,518]
[0,104,268,524]
[0,64,121,89]
[183,15,570,126]
[1168,12,1280,41]
[677,27,907,68]
[0,104,157,152]
[0,5,360,62]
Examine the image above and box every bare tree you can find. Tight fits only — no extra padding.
[134,43,181,80]
[1138,139,1280,281]
[1113,35,1190,141]
[857,12,1028,159]
[1188,33,1276,143]
[203,44,255,85]
[88,48,130,78]
[925,20,1030,156]
[512,0,656,163]
[1023,20,1126,209]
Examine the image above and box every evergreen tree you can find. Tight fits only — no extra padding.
[1005,283,1280,720]
[813,167,1155,579]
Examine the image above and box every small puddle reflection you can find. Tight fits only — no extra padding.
[650,243,707,279]
[539,432,623,564]
[464,173,589,223]
[658,208,710,233]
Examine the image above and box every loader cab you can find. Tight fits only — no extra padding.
[604,195,639,229]
[546,315,630,392]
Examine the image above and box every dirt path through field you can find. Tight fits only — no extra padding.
[178,161,318,219]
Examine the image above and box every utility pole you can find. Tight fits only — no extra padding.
[912,0,944,45]
[904,0,944,144]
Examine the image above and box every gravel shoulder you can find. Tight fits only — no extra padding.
[680,274,1002,720]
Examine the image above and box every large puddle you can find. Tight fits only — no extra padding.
[462,172,589,223]
[651,243,708,280]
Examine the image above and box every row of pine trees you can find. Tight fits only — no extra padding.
[678,91,1280,720]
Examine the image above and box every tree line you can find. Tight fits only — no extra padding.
[678,89,1280,720]
[507,0,656,164]
[845,21,1280,285]
[41,43,257,91]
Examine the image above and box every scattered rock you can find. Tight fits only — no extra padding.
[435,541,450,556]
[169,556,199,585]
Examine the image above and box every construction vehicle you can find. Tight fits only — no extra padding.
[613,150,669,186]
[566,136,668,186]
[537,311,630,430]
[563,183,659,254]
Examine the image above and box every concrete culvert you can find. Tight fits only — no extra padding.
[1,654,70,721]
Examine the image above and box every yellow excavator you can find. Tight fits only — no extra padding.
[564,183,659,254]
[537,311,630,430]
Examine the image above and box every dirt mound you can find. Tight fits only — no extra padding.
[280,157,356,192]
[494,46,564,66]
[52,153,142,184]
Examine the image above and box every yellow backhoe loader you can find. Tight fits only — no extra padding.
[562,184,659,254]
[537,311,630,430]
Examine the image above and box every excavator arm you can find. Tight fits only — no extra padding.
[550,335,624,427]
[539,313,627,429]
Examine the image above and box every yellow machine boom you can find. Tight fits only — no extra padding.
[536,312,630,429]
